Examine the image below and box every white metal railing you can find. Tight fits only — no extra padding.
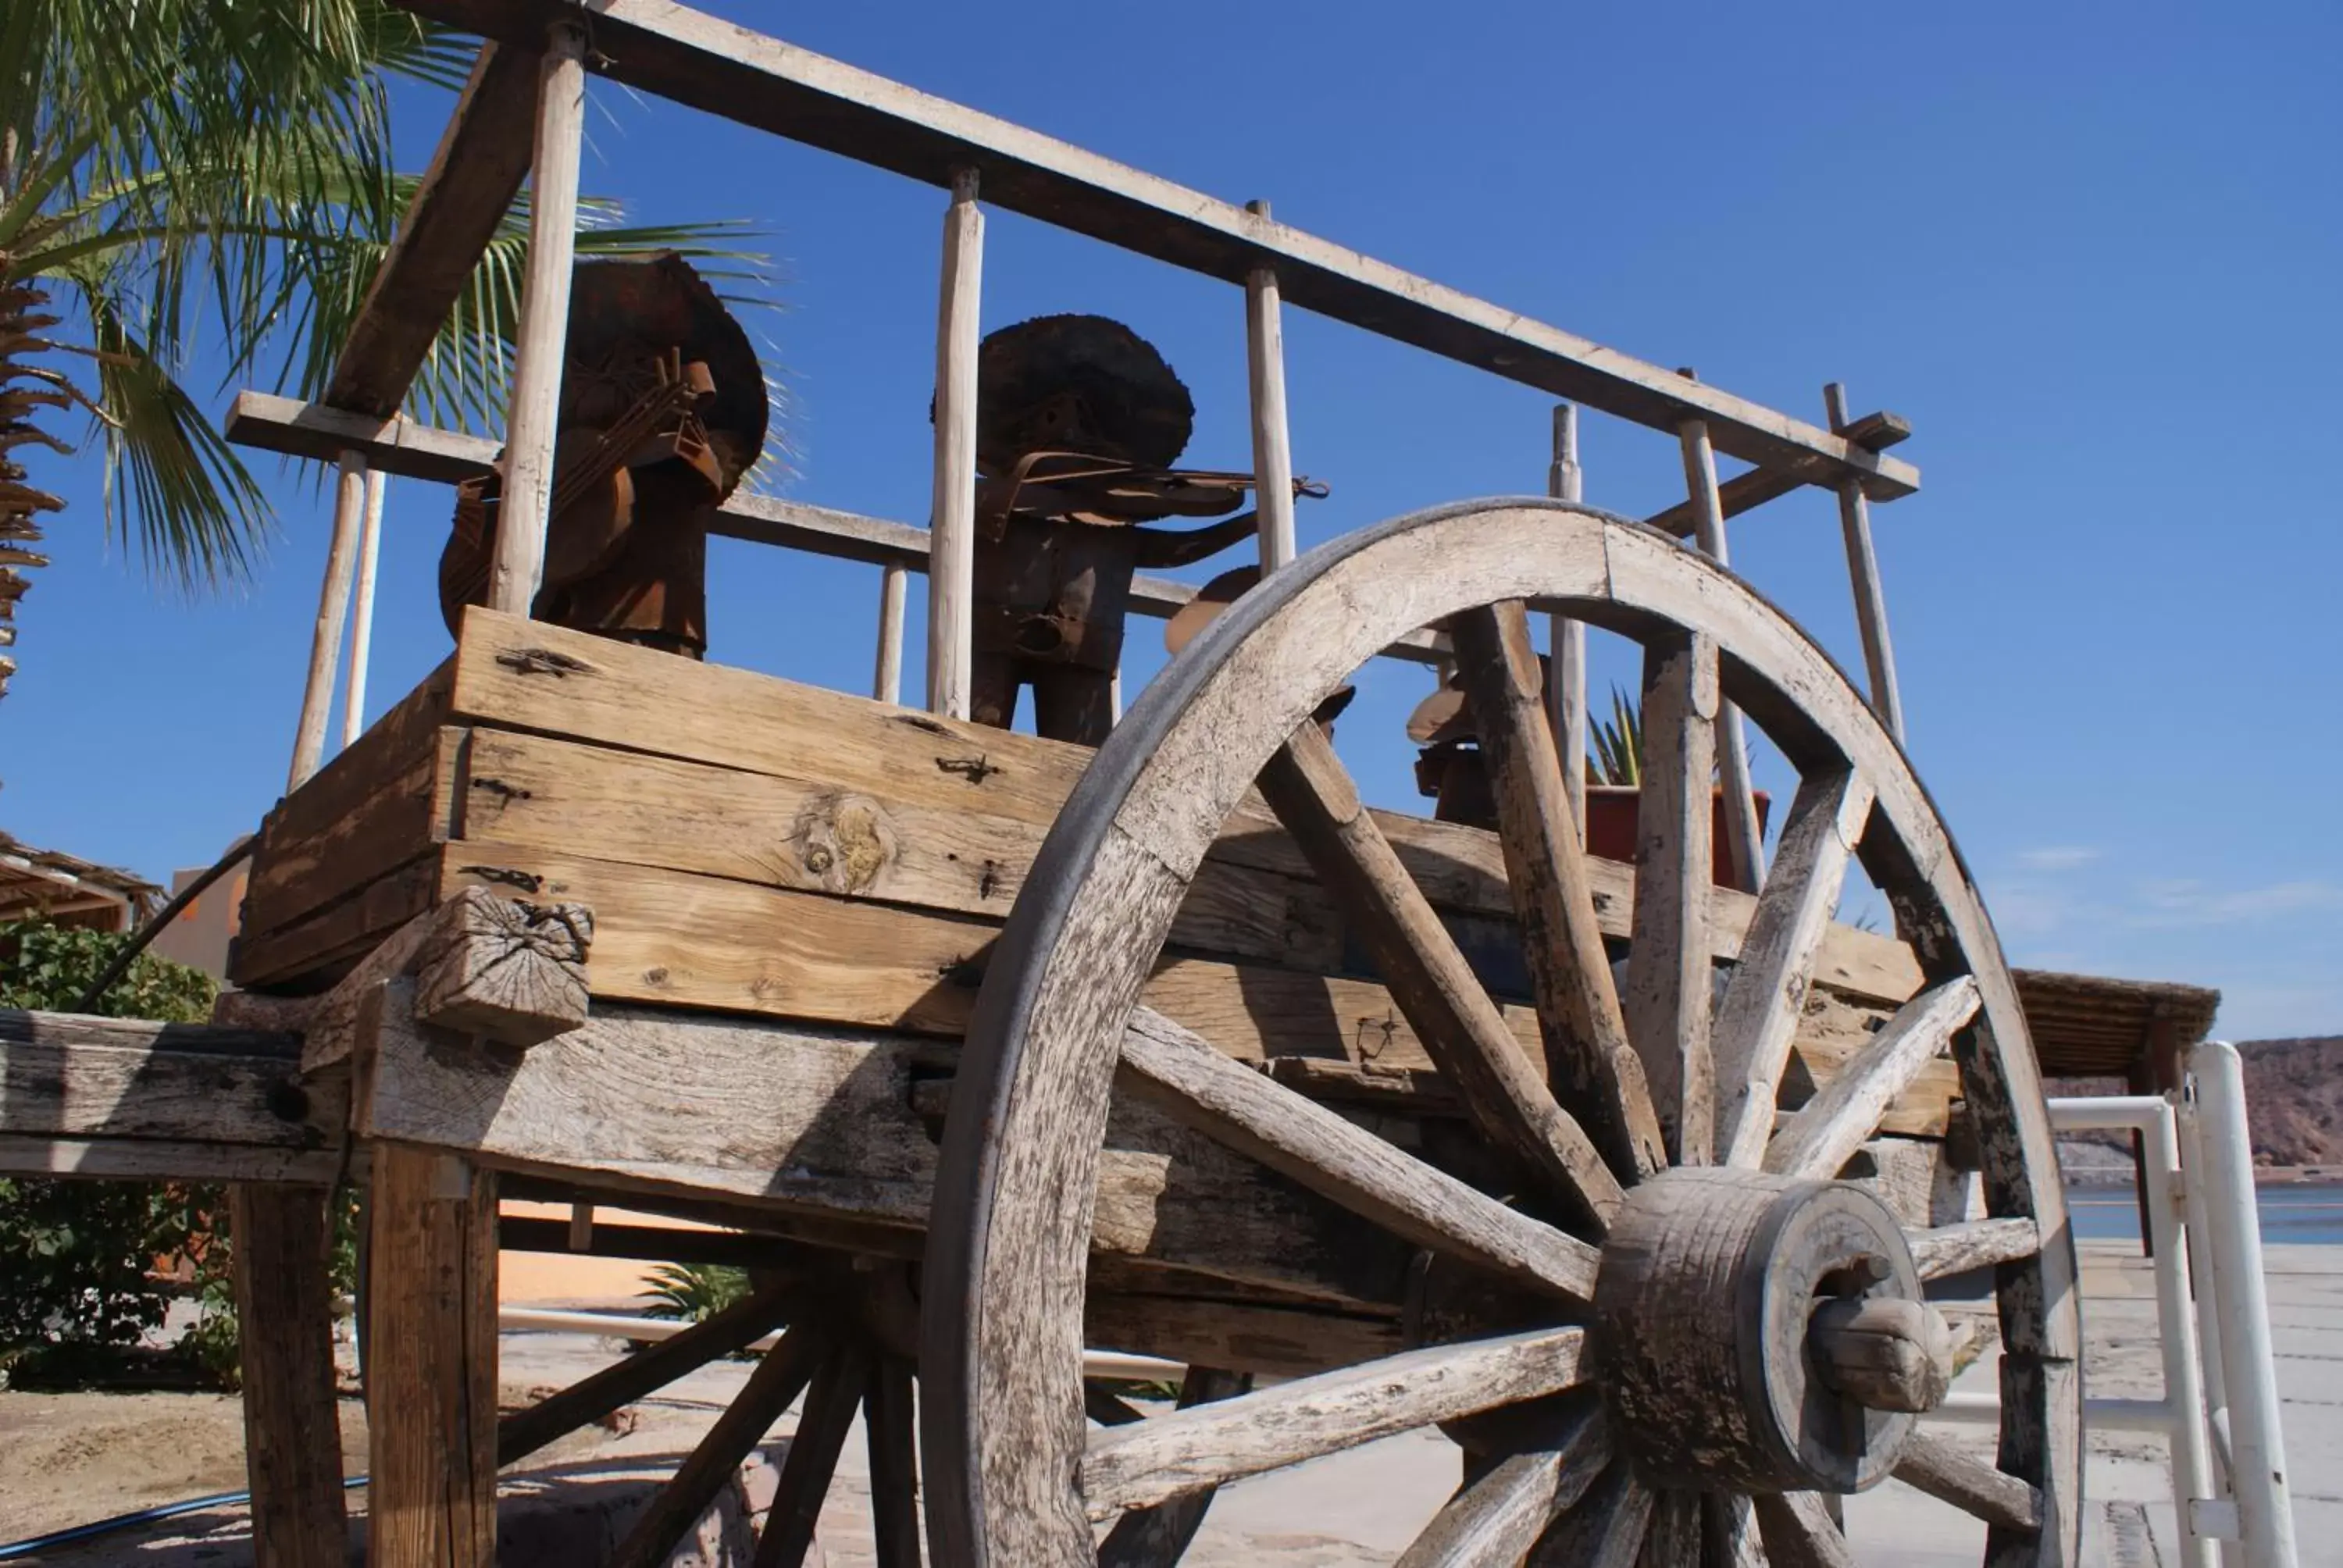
[1929,1041,2298,1568]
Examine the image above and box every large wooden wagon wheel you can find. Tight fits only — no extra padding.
[922,501,2080,1566]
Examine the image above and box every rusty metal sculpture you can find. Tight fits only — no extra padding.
[439,255,767,659]
[958,314,1316,743]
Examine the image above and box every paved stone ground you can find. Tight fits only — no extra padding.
[15,1242,2333,1564]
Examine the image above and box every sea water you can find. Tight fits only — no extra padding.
[2064,1181,2343,1245]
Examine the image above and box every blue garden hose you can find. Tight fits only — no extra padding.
[0,1476,366,1561]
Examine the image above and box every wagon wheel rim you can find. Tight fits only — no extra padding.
[922,500,2079,1567]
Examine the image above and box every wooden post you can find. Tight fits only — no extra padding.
[1546,403,1588,840]
[287,451,369,791]
[341,467,387,747]
[488,23,587,615]
[873,560,908,704]
[230,1184,349,1567]
[1674,371,1766,894]
[369,1144,500,1568]
[928,167,983,718]
[1245,199,1297,572]
[1823,381,1906,743]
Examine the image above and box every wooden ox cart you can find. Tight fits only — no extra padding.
[12,5,2083,1566]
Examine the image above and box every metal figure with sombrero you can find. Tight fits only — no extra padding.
[438,254,768,660]
[955,314,1322,743]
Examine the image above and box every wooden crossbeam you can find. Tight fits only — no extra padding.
[1644,410,1913,538]
[378,0,1917,499]
[326,42,542,418]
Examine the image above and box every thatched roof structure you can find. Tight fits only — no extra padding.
[0,829,162,932]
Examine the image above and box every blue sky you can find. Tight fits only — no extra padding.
[3,2,2336,1039]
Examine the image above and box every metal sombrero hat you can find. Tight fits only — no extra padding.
[1405,655,1552,746]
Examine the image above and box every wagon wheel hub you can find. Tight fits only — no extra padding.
[1595,1168,1949,1495]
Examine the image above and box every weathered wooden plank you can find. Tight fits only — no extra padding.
[0,1135,344,1183]
[230,1183,349,1568]
[1450,600,1664,1181]
[437,608,1919,998]
[387,0,1920,499]
[1077,1326,1590,1517]
[1257,725,1623,1225]
[1120,1006,1601,1302]
[1892,1432,2041,1531]
[1765,975,1978,1181]
[241,668,455,940]
[358,980,1413,1307]
[1392,1404,1609,1568]
[0,1010,338,1150]
[325,44,541,418]
[927,167,982,719]
[1714,768,1874,1168]
[411,885,593,1046]
[368,1143,498,1568]
[232,852,442,992]
[1910,1217,2040,1282]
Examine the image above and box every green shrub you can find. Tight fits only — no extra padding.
[0,919,228,1386]
[640,1262,752,1324]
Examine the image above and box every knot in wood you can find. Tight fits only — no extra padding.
[1591,1167,1924,1494]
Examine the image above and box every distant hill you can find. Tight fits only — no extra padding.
[2234,1037,2343,1167]
[2045,1035,2343,1174]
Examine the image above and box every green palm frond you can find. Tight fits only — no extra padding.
[0,0,776,590]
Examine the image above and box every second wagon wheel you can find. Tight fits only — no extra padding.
[922,501,2080,1567]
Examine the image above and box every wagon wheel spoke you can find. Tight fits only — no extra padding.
[1704,1492,1767,1568]
[1764,976,1981,1181]
[1527,1463,1652,1567]
[1639,1488,1702,1568]
[1750,1492,1856,1568]
[1713,767,1874,1168]
[1393,1402,1610,1568]
[1892,1431,2042,1531]
[1450,600,1667,1181]
[1622,629,1722,1164]
[1078,1326,1590,1518]
[865,1352,922,1568]
[1909,1217,2041,1283]
[753,1341,871,1568]
[609,1322,828,1568]
[1257,719,1624,1226]
[1096,1367,1253,1567]
[1122,1006,1601,1299]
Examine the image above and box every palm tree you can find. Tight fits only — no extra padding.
[0,0,762,699]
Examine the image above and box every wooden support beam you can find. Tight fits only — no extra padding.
[1546,403,1588,841]
[873,559,907,703]
[324,43,541,418]
[290,452,370,790]
[369,1144,499,1568]
[1245,198,1297,571]
[489,23,587,615]
[928,167,982,718]
[0,1009,343,1164]
[342,468,388,747]
[1674,377,1766,895]
[410,886,593,1047]
[1640,408,1912,539]
[1824,383,1906,741]
[231,1183,350,1568]
[387,0,1919,501]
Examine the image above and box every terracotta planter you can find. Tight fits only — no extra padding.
[1584,785,1770,889]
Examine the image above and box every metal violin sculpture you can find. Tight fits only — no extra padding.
[440,255,768,660]
[957,314,1324,743]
